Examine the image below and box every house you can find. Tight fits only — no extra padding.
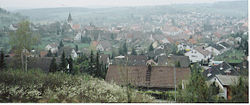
[203,62,239,82]
[185,46,211,63]
[74,32,82,42]
[96,40,112,52]
[45,43,58,53]
[214,75,239,100]
[9,24,18,31]
[58,46,75,58]
[158,55,190,67]
[218,42,231,50]
[105,65,191,89]
[205,46,221,56]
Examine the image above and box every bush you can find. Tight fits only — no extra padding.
[0,69,154,103]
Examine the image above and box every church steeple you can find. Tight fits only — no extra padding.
[67,12,72,23]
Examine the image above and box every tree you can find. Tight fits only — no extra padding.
[209,82,219,96]
[177,64,211,102]
[230,77,248,102]
[75,44,78,52]
[131,47,137,55]
[59,40,64,49]
[123,42,128,55]
[0,51,6,70]
[149,43,154,52]
[95,51,100,77]
[67,56,73,74]
[9,20,39,70]
[175,61,181,67]
[47,49,53,57]
[59,51,67,72]
[49,57,57,73]
[89,50,94,75]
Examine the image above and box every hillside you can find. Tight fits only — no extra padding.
[0,69,155,103]
[15,0,248,25]
[0,8,26,28]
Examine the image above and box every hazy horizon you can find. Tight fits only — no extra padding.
[0,0,241,11]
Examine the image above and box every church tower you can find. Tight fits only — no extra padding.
[67,12,73,27]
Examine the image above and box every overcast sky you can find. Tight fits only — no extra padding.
[0,0,238,10]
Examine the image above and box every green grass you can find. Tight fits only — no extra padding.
[0,69,155,103]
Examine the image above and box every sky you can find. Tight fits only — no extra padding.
[0,0,239,10]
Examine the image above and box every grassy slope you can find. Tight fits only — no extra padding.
[0,69,154,103]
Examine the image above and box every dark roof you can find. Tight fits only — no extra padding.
[219,42,231,48]
[158,55,190,67]
[211,44,224,51]
[58,46,74,57]
[105,65,191,88]
[203,62,239,80]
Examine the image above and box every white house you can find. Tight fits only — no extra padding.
[74,32,82,41]
[205,46,220,56]
[45,43,58,53]
[185,46,211,63]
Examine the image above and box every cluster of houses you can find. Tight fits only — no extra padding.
[1,11,247,101]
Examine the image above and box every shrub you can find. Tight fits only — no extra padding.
[0,69,154,103]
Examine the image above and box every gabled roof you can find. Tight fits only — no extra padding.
[211,44,224,51]
[219,42,231,48]
[203,62,239,80]
[215,75,239,86]
[58,46,74,57]
[98,40,111,49]
[194,46,211,56]
[105,65,191,88]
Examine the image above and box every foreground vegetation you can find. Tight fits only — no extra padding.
[0,69,155,103]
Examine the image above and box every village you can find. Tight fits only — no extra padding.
[0,1,248,103]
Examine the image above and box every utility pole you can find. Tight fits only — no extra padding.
[174,65,176,102]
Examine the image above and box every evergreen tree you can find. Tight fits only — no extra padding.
[0,51,6,70]
[177,64,211,102]
[89,50,94,75]
[230,77,248,102]
[123,42,128,55]
[95,51,100,77]
[59,40,64,49]
[47,49,53,57]
[60,51,67,72]
[75,44,78,52]
[149,43,154,52]
[119,46,124,55]
[67,56,73,74]
[49,57,57,73]
[131,47,137,55]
